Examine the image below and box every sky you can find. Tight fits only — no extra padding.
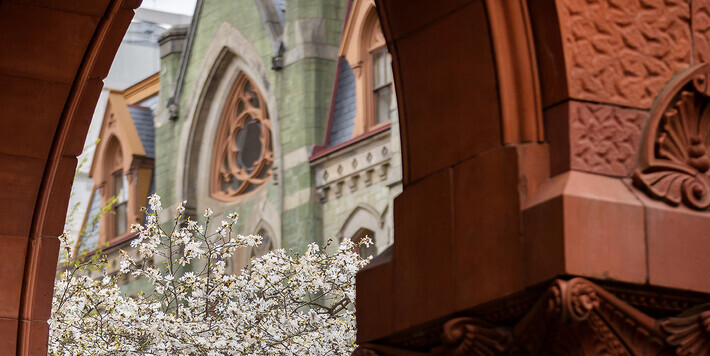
[140,0,198,16]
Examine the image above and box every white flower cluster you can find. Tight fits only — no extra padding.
[49,194,372,355]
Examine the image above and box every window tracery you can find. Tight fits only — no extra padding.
[211,73,274,201]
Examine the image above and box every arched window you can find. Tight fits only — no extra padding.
[362,9,392,129]
[339,1,395,137]
[352,228,377,258]
[105,138,128,241]
[211,73,274,201]
[251,228,273,258]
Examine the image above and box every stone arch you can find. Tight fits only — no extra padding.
[175,22,282,214]
[336,203,387,255]
[229,200,281,274]
[0,0,141,353]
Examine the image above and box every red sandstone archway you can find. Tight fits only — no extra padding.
[0,0,139,353]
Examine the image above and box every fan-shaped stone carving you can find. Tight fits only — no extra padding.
[662,303,710,355]
[633,63,710,210]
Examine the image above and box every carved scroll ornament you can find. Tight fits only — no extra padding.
[354,278,710,355]
[633,63,710,210]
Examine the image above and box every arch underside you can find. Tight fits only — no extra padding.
[0,0,140,354]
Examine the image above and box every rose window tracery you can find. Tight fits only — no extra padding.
[211,73,273,200]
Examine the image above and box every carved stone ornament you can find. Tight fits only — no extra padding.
[354,278,710,355]
[436,317,511,355]
[662,303,710,355]
[633,63,710,210]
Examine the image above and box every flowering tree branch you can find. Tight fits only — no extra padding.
[50,194,372,355]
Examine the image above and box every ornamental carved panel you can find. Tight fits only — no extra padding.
[352,278,710,355]
[633,63,710,210]
[556,0,690,109]
[569,101,646,177]
[693,0,710,64]
[211,73,274,201]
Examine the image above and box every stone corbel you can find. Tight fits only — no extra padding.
[317,186,330,203]
[350,174,360,193]
[365,169,374,186]
[379,163,389,181]
[335,181,344,198]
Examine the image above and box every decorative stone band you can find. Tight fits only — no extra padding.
[353,278,710,355]
[314,138,392,202]
[633,63,710,210]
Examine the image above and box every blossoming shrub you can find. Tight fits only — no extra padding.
[50,195,371,355]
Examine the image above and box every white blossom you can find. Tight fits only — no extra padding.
[50,194,369,355]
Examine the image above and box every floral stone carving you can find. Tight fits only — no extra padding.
[633,63,710,210]
[353,278,710,355]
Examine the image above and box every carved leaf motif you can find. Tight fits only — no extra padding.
[662,303,710,356]
[441,317,511,355]
[632,169,710,208]
[567,280,600,322]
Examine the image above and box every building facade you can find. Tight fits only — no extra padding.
[75,0,402,274]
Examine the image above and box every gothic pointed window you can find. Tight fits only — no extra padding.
[211,73,274,201]
[352,228,377,258]
[251,228,273,259]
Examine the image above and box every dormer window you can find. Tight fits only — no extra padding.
[338,0,395,137]
[75,77,157,252]
[372,48,393,126]
[112,170,128,238]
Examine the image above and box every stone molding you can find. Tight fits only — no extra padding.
[314,135,392,202]
[353,278,710,355]
[633,63,710,210]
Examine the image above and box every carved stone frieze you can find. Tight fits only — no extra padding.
[569,101,646,177]
[355,278,710,355]
[556,0,690,108]
[313,137,392,202]
[633,63,710,210]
